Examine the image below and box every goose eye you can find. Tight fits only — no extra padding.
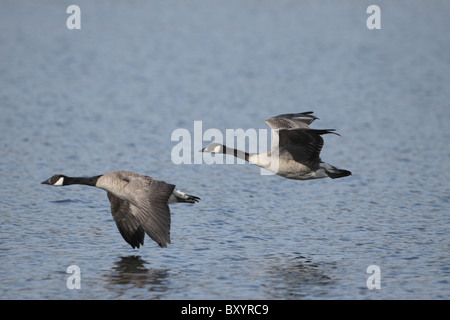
[123,178,130,183]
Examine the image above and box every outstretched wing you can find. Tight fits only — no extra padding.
[277,128,338,164]
[107,178,176,248]
[107,192,145,249]
[265,112,319,130]
[130,179,175,248]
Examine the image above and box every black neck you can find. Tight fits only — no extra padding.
[64,175,102,187]
[223,145,249,162]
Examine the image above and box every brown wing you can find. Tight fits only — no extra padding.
[107,179,175,248]
[278,128,338,164]
[128,179,175,248]
[107,192,145,249]
[265,112,318,130]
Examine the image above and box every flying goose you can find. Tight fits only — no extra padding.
[41,171,200,249]
[201,112,351,180]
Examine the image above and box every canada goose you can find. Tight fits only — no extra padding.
[41,171,200,249]
[201,112,351,180]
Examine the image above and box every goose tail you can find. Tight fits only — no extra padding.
[321,163,352,179]
[170,189,201,203]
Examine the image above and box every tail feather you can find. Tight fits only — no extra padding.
[322,163,352,179]
[327,169,352,179]
[173,189,200,203]
[176,194,201,203]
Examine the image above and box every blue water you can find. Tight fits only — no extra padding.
[1,0,449,299]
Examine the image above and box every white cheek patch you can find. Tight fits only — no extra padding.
[213,145,222,153]
[54,177,64,186]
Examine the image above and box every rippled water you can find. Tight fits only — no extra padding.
[1,0,449,300]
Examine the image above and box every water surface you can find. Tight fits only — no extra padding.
[1,0,449,299]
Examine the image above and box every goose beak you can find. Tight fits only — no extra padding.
[199,147,206,152]
[41,179,51,185]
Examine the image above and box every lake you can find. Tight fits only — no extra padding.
[0,0,449,300]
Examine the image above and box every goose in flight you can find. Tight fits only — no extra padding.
[41,171,200,249]
[201,112,351,180]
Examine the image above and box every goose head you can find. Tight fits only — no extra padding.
[200,143,225,154]
[41,174,67,186]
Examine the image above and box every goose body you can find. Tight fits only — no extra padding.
[41,171,199,249]
[201,112,351,180]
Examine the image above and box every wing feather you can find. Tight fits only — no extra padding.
[277,128,338,165]
[107,192,145,249]
[130,180,175,248]
[265,112,318,130]
[107,178,176,248]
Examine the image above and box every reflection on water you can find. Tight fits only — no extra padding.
[104,256,170,299]
[262,254,336,299]
[1,0,449,299]
[103,253,337,299]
